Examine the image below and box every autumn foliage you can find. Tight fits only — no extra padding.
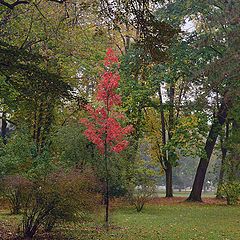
[81,48,133,154]
[80,48,133,227]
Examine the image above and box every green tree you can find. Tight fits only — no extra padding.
[159,0,240,202]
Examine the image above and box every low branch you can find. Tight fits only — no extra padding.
[0,0,29,9]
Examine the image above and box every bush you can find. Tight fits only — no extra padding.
[125,153,158,212]
[21,168,100,238]
[0,175,31,214]
[219,181,240,205]
[127,184,155,212]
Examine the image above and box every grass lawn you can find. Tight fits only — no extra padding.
[0,198,239,240]
[64,198,240,240]
[108,205,240,240]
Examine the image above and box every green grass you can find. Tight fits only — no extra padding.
[1,203,240,240]
[66,203,240,240]
[0,209,21,222]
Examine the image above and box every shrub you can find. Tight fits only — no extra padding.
[0,175,31,214]
[21,168,100,238]
[127,184,155,212]
[219,181,240,205]
[125,154,158,212]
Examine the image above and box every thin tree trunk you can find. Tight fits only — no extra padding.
[187,101,227,202]
[165,163,173,197]
[158,85,174,197]
[105,169,109,229]
[104,141,110,230]
[1,111,7,144]
[166,84,175,198]
[104,98,110,230]
[32,98,38,141]
[36,102,44,153]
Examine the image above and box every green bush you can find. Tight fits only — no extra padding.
[219,181,240,205]
[127,184,156,212]
[125,153,158,212]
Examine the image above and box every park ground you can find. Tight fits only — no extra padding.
[0,196,239,240]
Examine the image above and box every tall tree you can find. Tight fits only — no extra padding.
[160,0,239,201]
[186,0,240,201]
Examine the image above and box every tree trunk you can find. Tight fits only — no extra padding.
[165,84,174,198]
[36,106,43,150]
[105,175,109,229]
[1,111,7,144]
[187,101,227,202]
[165,163,173,197]
[104,129,109,229]
[158,85,174,197]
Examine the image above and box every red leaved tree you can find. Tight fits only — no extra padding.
[80,48,133,228]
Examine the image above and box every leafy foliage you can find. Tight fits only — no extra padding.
[0,129,35,177]
[219,181,240,205]
[81,48,133,154]
[125,139,159,212]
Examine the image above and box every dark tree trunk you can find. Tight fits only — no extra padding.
[36,102,44,153]
[32,98,38,141]
[104,128,109,230]
[158,85,174,197]
[165,84,174,198]
[165,163,173,197]
[1,111,7,144]
[187,101,228,202]
[105,175,109,229]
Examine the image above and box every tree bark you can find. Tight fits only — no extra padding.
[105,172,109,229]
[104,98,110,230]
[158,85,174,197]
[165,84,175,198]
[165,162,173,197]
[1,111,7,144]
[104,139,110,230]
[187,101,228,202]
[36,102,44,153]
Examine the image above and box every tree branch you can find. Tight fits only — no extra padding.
[0,0,29,9]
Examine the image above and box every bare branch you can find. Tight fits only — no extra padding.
[0,0,29,9]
